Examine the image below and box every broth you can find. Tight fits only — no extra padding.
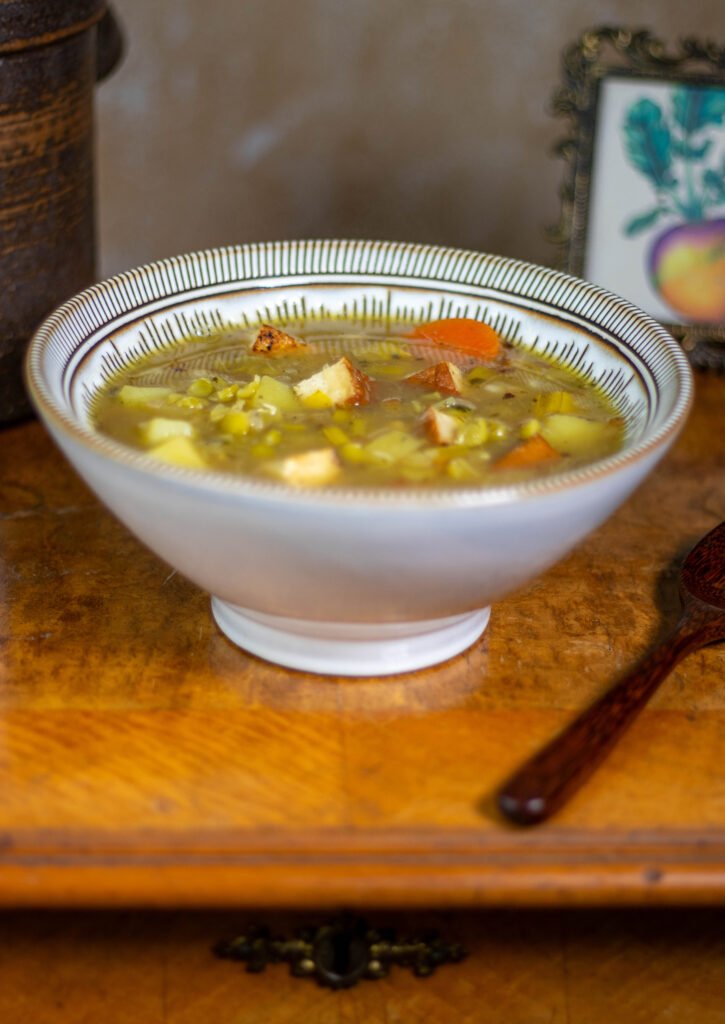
[92,317,624,488]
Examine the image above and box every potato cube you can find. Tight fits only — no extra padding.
[252,375,301,413]
[148,435,206,469]
[118,385,174,408]
[138,417,196,446]
[364,430,422,462]
[539,414,618,456]
[270,448,341,486]
[459,417,489,447]
[446,456,478,481]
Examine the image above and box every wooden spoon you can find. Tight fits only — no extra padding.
[497,521,725,826]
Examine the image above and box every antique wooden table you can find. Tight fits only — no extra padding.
[0,371,723,1021]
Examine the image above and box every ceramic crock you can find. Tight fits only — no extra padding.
[0,0,122,422]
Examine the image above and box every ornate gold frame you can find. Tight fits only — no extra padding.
[550,27,725,370]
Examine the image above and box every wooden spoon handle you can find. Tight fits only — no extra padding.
[497,611,706,826]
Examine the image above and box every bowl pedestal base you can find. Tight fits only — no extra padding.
[210,599,491,676]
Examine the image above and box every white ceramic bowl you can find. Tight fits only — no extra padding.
[25,240,693,676]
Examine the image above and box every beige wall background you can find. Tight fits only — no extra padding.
[95,0,723,278]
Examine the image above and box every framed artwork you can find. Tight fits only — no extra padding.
[551,28,725,369]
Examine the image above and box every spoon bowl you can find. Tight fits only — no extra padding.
[679,521,725,612]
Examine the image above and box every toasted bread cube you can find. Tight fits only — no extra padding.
[422,406,461,445]
[294,357,372,407]
[405,361,465,396]
[270,447,341,486]
[251,324,306,354]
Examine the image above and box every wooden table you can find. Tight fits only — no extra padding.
[1,372,724,909]
[0,372,723,1022]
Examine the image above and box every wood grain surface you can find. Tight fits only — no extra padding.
[0,372,723,907]
[498,521,725,824]
[0,908,723,1023]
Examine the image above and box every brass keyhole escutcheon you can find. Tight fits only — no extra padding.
[215,917,467,990]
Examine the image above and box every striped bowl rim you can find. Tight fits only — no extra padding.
[24,239,694,509]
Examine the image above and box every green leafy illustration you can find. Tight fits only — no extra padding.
[672,138,712,161]
[622,99,675,188]
[623,207,666,236]
[703,166,725,202]
[672,85,725,134]
[622,85,725,233]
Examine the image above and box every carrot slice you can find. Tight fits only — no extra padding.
[493,434,558,470]
[409,317,500,359]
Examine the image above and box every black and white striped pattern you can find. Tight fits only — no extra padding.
[25,239,693,500]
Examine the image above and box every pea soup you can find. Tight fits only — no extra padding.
[92,317,624,488]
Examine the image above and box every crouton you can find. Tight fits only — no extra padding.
[269,447,341,486]
[251,324,306,354]
[293,357,372,407]
[423,406,461,445]
[404,361,465,395]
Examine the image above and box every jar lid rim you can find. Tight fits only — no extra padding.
[0,0,105,52]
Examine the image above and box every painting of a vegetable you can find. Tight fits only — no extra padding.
[622,84,725,323]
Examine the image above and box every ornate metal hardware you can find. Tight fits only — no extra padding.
[214,917,467,990]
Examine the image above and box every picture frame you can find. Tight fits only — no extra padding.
[550,27,725,370]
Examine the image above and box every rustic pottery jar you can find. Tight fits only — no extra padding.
[0,0,122,422]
